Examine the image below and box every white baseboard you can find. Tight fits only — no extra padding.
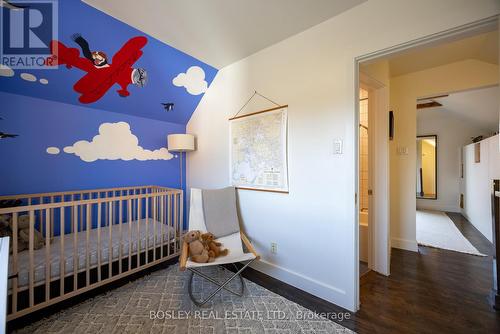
[249,259,354,311]
[391,237,418,252]
[416,202,460,213]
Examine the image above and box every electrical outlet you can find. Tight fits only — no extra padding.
[271,242,277,254]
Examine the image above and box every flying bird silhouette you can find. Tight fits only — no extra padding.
[0,132,18,139]
[161,102,174,111]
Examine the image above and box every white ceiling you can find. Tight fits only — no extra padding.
[418,86,499,133]
[388,30,499,77]
[83,0,366,68]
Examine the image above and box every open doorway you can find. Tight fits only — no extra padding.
[355,16,499,320]
[415,86,498,255]
[358,87,370,276]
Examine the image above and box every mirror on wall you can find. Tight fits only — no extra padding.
[416,135,437,199]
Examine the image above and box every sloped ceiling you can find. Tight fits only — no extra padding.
[0,0,217,124]
[418,86,499,133]
[389,30,499,77]
[83,0,367,69]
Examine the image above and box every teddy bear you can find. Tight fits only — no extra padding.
[17,214,45,250]
[0,214,45,252]
[201,232,229,258]
[183,230,214,263]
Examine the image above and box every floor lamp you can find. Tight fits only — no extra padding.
[167,134,195,190]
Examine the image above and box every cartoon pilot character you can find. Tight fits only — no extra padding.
[70,33,147,90]
[71,33,110,68]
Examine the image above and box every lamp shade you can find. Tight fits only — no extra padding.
[167,134,195,152]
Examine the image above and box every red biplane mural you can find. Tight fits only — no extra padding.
[46,35,148,104]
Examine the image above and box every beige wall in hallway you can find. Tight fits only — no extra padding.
[417,102,488,212]
[390,59,499,251]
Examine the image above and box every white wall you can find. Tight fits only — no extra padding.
[390,59,499,252]
[187,0,500,311]
[462,135,500,242]
[417,109,486,212]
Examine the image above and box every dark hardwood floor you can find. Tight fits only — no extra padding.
[359,261,370,277]
[241,212,500,333]
[447,212,494,256]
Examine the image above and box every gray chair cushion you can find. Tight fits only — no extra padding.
[201,187,240,238]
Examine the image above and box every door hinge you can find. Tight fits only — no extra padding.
[355,193,358,204]
[368,189,373,195]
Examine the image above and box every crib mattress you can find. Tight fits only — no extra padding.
[9,218,176,289]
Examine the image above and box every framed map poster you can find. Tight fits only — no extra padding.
[229,105,289,193]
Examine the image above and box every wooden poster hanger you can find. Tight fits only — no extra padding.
[228,90,287,121]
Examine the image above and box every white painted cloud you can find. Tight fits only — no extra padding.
[0,64,14,77]
[20,73,36,82]
[46,147,60,155]
[172,66,208,95]
[63,122,174,162]
[39,78,48,84]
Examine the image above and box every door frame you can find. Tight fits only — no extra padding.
[359,74,389,275]
[353,14,499,311]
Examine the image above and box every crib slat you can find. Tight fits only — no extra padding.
[71,195,74,233]
[51,196,54,240]
[119,199,123,274]
[28,210,35,307]
[105,193,108,230]
[60,208,65,296]
[160,195,164,259]
[153,195,157,261]
[45,208,51,301]
[108,201,113,278]
[39,199,43,238]
[128,199,132,271]
[79,193,83,232]
[97,202,101,282]
[137,198,141,266]
[73,205,78,291]
[167,194,171,257]
[86,204,90,286]
[132,190,136,226]
[174,193,178,253]
[145,196,149,264]
[180,190,183,252]
[136,198,142,267]
[12,212,18,313]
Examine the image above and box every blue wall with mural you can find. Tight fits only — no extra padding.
[0,92,184,195]
[0,0,217,123]
[0,0,218,196]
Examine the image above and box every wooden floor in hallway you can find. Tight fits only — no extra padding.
[356,212,498,333]
[242,212,500,333]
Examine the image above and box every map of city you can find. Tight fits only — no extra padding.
[230,107,288,192]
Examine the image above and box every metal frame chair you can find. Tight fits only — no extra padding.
[179,188,260,306]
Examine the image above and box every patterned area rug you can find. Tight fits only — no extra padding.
[14,265,354,334]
